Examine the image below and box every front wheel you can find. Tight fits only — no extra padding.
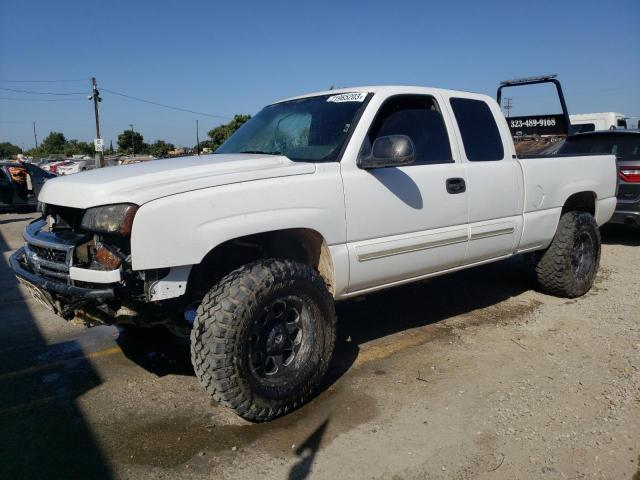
[535,211,601,298]
[190,259,336,422]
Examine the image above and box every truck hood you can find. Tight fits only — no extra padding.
[38,154,316,208]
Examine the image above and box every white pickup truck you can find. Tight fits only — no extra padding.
[11,86,617,421]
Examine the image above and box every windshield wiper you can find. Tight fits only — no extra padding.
[238,150,283,155]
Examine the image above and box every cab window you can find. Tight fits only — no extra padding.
[450,98,505,161]
[362,95,453,165]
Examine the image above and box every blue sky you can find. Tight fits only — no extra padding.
[1,0,639,149]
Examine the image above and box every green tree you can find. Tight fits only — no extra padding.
[63,140,94,156]
[40,132,67,154]
[117,129,147,155]
[148,140,174,157]
[206,114,251,151]
[0,142,22,159]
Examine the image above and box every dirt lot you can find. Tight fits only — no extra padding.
[1,212,638,480]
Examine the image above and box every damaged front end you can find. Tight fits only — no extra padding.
[10,203,192,335]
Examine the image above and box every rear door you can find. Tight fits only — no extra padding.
[446,96,523,263]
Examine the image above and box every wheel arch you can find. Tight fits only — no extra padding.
[188,228,336,296]
[562,191,597,216]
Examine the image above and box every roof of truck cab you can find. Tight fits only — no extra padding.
[275,85,491,104]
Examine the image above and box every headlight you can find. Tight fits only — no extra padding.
[81,203,138,236]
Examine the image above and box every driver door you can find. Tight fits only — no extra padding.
[341,93,469,293]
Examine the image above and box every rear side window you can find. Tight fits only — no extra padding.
[450,98,504,161]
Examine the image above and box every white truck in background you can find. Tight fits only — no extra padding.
[12,85,617,421]
[570,112,628,133]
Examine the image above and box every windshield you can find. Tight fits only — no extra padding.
[215,93,369,162]
[557,135,640,160]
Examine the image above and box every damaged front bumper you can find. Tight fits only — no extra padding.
[10,218,121,318]
[11,247,115,300]
[11,218,193,332]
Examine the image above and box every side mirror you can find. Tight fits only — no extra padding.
[358,135,416,169]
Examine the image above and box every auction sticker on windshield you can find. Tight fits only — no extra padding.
[326,92,367,103]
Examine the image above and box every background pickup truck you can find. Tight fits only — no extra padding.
[11,85,617,421]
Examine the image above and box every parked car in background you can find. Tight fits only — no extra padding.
[55,160,88,176]
[41,160,65,174]
[0,161,55,211]
[569,112,627,134]
[28,158,51,168]
[557,130,640,227]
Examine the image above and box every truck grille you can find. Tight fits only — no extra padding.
[28,245,67,263]
[25,243,71,283]
[22,217,92,287]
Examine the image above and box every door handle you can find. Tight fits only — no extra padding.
[446,177,466,194]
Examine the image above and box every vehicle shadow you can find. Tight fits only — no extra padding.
[115,326,194,377]
[0,205,37,215]
[600,224,640,246]
[0,220,113,479]
[113,256,537,402]
[0,216,34,225]
[369,167,423,209]
[326,256,536,386]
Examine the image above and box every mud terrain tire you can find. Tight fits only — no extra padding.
[191,259,336,422]
[535,211,601,298]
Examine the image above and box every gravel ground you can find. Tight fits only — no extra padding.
[0,212,638,480]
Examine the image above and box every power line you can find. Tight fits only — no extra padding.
[101,87,231,119]
[0,119,129,127]
[0,78,89,83]
[0,120,105,127]
[0,86,88,96]
[0,96,84,102]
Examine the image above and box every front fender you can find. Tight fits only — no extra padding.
[129,165,345,270]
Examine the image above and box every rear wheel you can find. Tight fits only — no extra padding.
[535,211,601,298]
[190,259,336,422]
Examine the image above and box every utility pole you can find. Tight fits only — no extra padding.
[503,97,513,118]
[129,124,135,156]
[196,119,200,155]
[90,77,104,168]
[32,121,38,149]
